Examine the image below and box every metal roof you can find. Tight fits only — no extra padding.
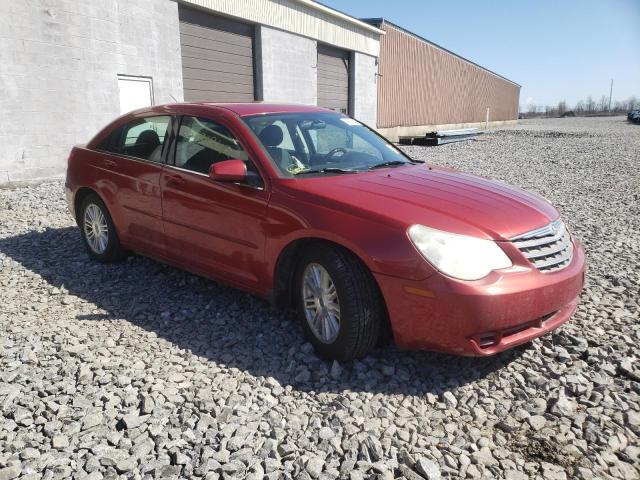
[297,1,385,36]
[362,18,520,87]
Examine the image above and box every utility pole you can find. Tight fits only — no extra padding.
[609,78,613,112]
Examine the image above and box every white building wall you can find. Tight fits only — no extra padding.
[0,0,184,183]
[0,0,382,184]
[257,26,317,105]
[351,52,378,127]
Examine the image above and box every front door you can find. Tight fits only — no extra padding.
[160,115,269,291]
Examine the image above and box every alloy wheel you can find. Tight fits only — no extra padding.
[83,204,109,254]
[302,263,341,344]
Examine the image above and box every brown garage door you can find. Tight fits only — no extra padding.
[317,44,350,114]
[179,6,255,102]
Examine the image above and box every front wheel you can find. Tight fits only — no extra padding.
[79,194,127,263]
[294,244,384,361]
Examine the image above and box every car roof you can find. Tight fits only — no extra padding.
[89,102,342,149]
[144,102,338,117]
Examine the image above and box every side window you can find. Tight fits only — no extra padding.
[175,117,248,175]
[120,116,170,162]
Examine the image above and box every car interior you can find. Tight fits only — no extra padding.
[174,116,263,187]
[245,113,407,175]
[120,117,169,163]
[123,130,162,161]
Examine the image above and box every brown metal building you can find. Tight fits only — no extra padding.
[363,19,520,141]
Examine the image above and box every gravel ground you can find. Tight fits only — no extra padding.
[1,116,638,480]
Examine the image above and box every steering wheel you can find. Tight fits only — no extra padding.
[326,147,348,162]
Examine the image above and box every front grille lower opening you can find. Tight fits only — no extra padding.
[474,311,558,349]
[477,333,499,348]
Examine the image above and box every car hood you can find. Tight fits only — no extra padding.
[279,164,559,240]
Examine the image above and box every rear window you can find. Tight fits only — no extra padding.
[95,126,123,154]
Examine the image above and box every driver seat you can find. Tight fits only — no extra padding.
[258,125,294,171]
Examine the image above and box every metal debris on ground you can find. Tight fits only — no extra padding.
[400,128,484,146]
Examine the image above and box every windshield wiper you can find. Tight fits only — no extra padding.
[368,160,412,170]
[295,167,359,175]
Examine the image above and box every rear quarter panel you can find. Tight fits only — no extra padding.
[66,146,126,234]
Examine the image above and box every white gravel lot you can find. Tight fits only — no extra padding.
[0,116,638,480]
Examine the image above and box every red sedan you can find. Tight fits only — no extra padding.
[65,103,585,360]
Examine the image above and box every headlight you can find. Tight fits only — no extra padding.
[407,224,512,281]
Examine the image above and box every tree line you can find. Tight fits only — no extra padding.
[521,95,638,118]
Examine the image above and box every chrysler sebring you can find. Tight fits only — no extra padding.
[65,103,585,360]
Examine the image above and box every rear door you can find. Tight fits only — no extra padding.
[160,114,269,291]
[179,5,255,102]
[317,44,350,114]
[93,115,170,256]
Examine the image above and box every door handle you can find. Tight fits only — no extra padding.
[103,159,117,168]
[165,175,184,187]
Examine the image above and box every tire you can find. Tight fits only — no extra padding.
[79,193,127,263]
[294,244,384,361]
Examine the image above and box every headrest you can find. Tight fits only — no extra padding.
[136,129,160,146]
[259,125,283,147]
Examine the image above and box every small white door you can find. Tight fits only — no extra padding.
[117,75,153,114]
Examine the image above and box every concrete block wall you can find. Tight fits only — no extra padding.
[258,27,378,128]
[351,52,378,127]
[0,1,380,184]
[257,26,317,106]
[0,0,184,184]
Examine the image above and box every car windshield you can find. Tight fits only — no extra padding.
[243,112,415,176]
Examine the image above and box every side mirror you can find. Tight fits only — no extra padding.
[209,159,247,182]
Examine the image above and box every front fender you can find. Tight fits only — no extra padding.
[264,190,436,292]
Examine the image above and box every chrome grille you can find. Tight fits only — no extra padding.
[511,219,573,272]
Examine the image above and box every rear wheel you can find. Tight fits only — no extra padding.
[79,194,127,263]
[294,244,384,361]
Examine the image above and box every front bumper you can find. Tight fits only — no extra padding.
[374,239,586,356]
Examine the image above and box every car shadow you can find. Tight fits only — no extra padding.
[0,226,528,396]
